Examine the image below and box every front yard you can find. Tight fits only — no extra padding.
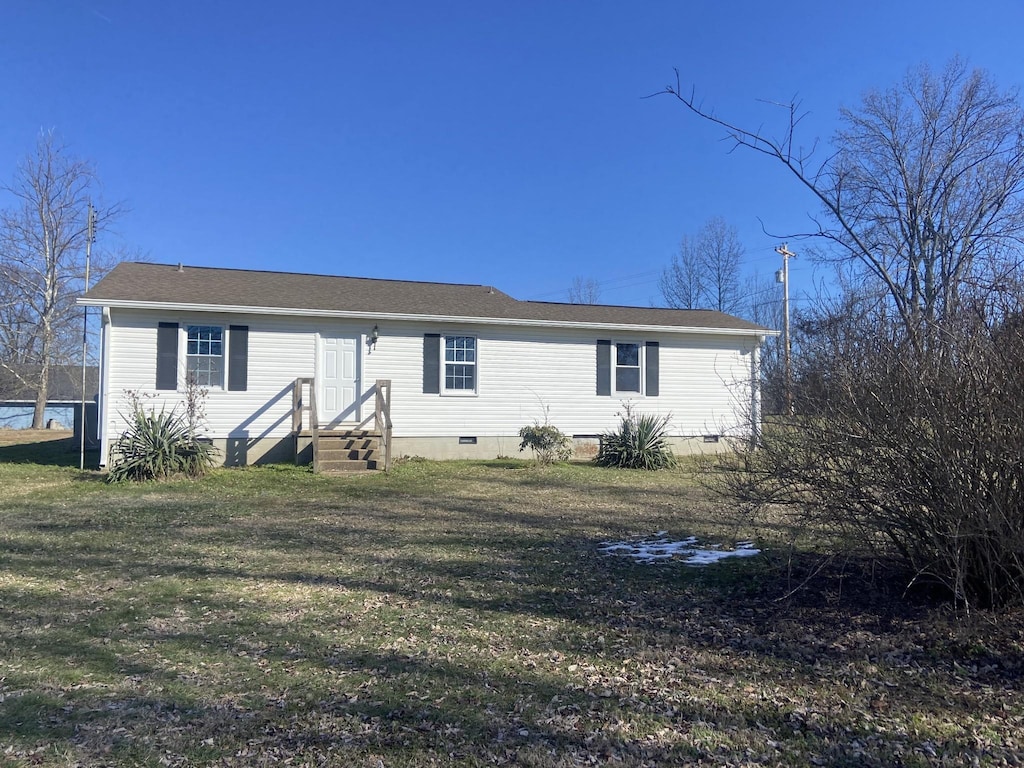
[0,433,1022,766]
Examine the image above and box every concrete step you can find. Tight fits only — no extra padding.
[318,458,379,472]
[319,439,378,450]
[318,447,377,461]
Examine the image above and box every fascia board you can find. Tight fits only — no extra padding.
[78,298,780,338]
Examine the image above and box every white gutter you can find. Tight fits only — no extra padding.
[77,298,780,338]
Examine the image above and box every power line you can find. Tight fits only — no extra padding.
[528,238,815,303]
[527,268,662,300]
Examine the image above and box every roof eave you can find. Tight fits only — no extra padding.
[78,298,777,337]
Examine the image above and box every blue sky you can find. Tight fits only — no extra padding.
[4,1,1024,313]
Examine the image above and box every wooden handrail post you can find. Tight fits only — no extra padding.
[308,378,319,474]
[293,377,320,472]
[375,379,393,472]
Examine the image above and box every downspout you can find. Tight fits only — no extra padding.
[98,307,112,467]
[750,335,763,450]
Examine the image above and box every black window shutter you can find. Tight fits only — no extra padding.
[596,340,611,396]
[228,325,249,391]
[645,341,660,397]
[156,322,179,390]
[423,334,441,394]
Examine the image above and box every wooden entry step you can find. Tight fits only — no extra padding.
[306,429,382,472]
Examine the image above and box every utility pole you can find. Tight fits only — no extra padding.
[775,243,795,416]
[79,202,96,470]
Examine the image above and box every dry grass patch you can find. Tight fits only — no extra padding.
[0,440,1022,766]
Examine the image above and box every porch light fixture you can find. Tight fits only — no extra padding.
[369,324,380,348]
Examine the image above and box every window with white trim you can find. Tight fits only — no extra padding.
[186,325,224,388]
[615,342,642,394]
[444,335,477,393]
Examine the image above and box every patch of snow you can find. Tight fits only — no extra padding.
[598,533,760,567]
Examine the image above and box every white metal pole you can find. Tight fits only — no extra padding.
[79,203,95,470]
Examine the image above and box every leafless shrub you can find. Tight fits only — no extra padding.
[664,59,1024,609]
[726,292,1024,609]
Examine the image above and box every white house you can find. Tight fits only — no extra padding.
[80,262,774,469]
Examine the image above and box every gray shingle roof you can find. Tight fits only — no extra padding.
[83,262,771,333]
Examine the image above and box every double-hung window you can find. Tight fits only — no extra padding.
[615,342,642,393]
[444,335,477,393]
[156,323,247,392]
[597,339,659,397]
[186,325,224,388]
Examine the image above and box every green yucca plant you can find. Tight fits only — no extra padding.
[107,405,215,483]
[595,404,677,470]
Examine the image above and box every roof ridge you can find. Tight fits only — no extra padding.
[135,262,507,294]
[521,299,727,314]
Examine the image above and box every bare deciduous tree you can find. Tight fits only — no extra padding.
[663,60,1024,608]
[660,216,744,314]
[659,234,703,309]
[0,132,122,427]
[567,276,600,304]
[701,217,744,314]
[659,59,1024,342]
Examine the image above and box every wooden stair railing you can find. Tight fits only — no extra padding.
[292,377,320,473]
[294,377,391,472]
[374,379,393,472]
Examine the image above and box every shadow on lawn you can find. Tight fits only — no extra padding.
[0,612,809,765]
[0,434,99,468]
[468,471,817,553]
[3,530,1009,766]
[0,494,967,677]
[3,469,1022,765]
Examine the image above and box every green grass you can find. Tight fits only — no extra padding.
[0,433,1022,766]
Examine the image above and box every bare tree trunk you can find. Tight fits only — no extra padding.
[32,363,48,429]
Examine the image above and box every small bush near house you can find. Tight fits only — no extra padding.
[596,405,676,470]
[107,407,215,482]
[518,423,572,464]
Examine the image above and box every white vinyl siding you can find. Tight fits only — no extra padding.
[364,323,753,440]
[99,309,757,463]
[102,310,319,460]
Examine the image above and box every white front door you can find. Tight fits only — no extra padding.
[318,334,359,426]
